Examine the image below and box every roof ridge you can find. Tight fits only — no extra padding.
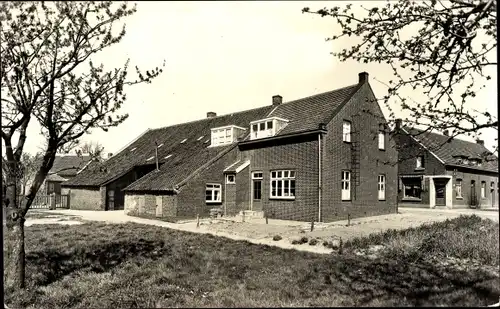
[406,126,487,147]
[279,83,358,106]
[149,105,273,133]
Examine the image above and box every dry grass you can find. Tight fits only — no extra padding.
[4,215,499,308]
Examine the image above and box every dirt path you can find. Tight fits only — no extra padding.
[25,207,498,255]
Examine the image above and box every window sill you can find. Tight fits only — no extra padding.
[414,167,425,171]
[456,197,463,200]
[269,197,296,200]
[206,201,222,204]
[402,197,422,202]
[226,182,235,185]
[341,199,351,202]
[378,199,386,201]
[343,141,351,144]
[379,148,386,151]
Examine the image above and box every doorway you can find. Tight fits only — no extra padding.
[434,178,449,206]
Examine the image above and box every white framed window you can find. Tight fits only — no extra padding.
[378,131,385,150]
[250,117,288,140]
[252,171,263,179]
[481,181,486,199]
[210,125,246,147]
[342,121,351,142]
[341,170,351,201]
[378,175,386,200]
[416,155,424,169]
[455,179,463,199]
[226,174,235,184]
[270,170,295,199]
[402,177,422,200]
[206,184,222,203]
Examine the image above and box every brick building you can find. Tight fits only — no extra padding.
[394,121,498,209]
[63,72,398,222]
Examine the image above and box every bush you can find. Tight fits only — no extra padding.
[309,239,318,246]
[291,239,301,245]
[272,235,282,241]
[300,237,309,244]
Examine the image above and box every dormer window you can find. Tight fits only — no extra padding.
[210,125,246,147]
[250,117,288,140]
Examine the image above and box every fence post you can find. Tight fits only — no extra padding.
[50,193,56,210]
[66,190,71,209]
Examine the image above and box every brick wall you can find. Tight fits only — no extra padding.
[62,187,102,210]
[240,136,320,221]
[125,192,178,216]
[395,131,445,176]
[322,82,398,222]
[176,147,239,218]
[446,168,498,209]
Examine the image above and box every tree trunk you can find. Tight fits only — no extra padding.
[4,215,26,290]
[3,168,26,290]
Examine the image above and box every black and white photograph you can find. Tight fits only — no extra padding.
[2,1,498,307]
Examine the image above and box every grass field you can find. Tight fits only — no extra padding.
[4,215,499,308]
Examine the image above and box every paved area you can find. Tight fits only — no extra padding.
[25,207,498,255]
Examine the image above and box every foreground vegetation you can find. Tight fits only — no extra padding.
[4,215,499,308]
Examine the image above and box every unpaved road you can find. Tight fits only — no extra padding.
[24,207,498,255]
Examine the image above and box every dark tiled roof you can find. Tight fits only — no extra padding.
[65,80,365,190]
[403,127,498,173]
[270,84,360,136]
[49,155,92,178]
[64,106,273,188]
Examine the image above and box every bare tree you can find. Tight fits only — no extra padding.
[303,0,497,147]
[1,1,164,290]
[77,140,105,160]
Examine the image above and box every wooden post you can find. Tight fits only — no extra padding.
[311,220,314,232]
[265,212,268,225]
[347,213,350,227]
[242,211,245,223]
[196,214,200,228]
[67,190,71,209]
[50,193,56,210]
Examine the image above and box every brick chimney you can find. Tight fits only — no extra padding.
[358,72,369,84]
[395,118,402,130]
[476,139,484,146]
[272,95,282,106]
[207,112,217,118]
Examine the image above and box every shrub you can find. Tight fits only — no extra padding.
[300,237,308,244]
[272,235,282,241]
[309,239,319,246]
[291,239,301,245]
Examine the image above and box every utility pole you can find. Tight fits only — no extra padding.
[154,141,159,171]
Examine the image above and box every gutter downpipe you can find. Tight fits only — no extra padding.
[318,133,322,222]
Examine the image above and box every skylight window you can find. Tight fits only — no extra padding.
[197,136,204,141]
[204,139,210,144]
[164,154,172,159]
[180,138,187,144]
[130,147,137,152]
[157,143,164,148]
[146,156,155,161]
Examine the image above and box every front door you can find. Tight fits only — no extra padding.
[155,196,162,217]
[107,190,115,211]
[252,178,263,212]
[434,180,447,206]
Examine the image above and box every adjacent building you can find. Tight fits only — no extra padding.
[394,121,498,209]
[64,72,398,222]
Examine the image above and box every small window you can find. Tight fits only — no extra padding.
[197,136,204,141]
[490,181,494,190]
[267,121,273,129]
[378,175,386,200]
[164,154,172,159]
[481,181,486,199]
[146,156,155,161]
[180,138,187,144]
[378,131,385,150]
[342,121,351,143]
[416,156,424,169]
[259,122,265,130]
[270,169,295,199]
[226,174,235,184]
[455,179,463,199]
[130,147,137,152]
[341,171,351,201]
[206,184,222,203]
[157,143,164,148]
[252,124,258,132]
[252,172,263,179]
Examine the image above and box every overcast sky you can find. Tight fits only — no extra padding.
[19,1,498,155]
